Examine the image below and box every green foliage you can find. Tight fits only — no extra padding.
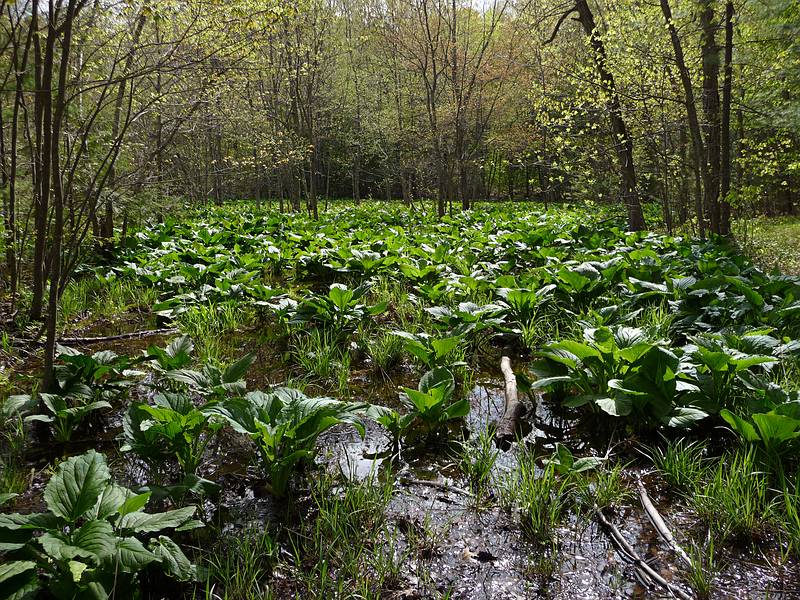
[122,392,223,476]
[10,347,145,442]
[392,330,468,371]
[692,447,776,542]
[532,325,707,425]
[399,368,469,437]
[210,388,369,497]
[500,446,573,545]
[648,438,708,494]
[290,283,386,339]
[0,451,199,599]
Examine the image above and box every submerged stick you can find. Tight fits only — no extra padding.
[594,506,692,600]
[495,356,526,446]
[637,477,692,567]
[399,477,473,497]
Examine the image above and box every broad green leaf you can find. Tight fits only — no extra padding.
[151,536,196,581]
[663,407,708,428]
[68,560,88,583]
[595,395,632,417]
[118,492,152,517]
[118,506,196,533]
[91,484,131,520]
[752,413,800,445]
[0,561,36,584]
[72,519,116,561]
[443,398,470,419]
[44,450,110,523]
[223,353,255,383]
[720,410,760,442]
[419,367,455,397]
[553,340,600,361]
[114,537,158,572]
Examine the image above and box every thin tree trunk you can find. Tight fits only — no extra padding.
[574,0,646,231]
[719,0,734,235]
[661,0,709,237]
[700,0,721,234]
[31,0,53,321]
[44,0,82,390]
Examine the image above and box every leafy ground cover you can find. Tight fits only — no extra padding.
[2,202,800,599]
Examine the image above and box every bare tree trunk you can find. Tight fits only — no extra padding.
[44,0,83,390]
[574,0,646,231]
[31,0,53,321]
[700,0,721,234]
[661,0,708,237]
[102,11,147,239]
[4,6,33,304]
[719,0,734,235]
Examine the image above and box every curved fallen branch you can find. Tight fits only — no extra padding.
[399,477,472,498]
[637,477,691,567]
[594,505,692,600]
[12,328,178,347]
[58,329,179,344]
[495,355,527,446]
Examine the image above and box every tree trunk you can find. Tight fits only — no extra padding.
[700,0,721,234]
[661,0,709,237]
[44,0,82,391]
[719,0,734,235]
[31,0,54,321]
[574,0,646,231]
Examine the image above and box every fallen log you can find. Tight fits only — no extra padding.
[58,328,178,345]
[495,355,527,446]
[637,477,691,567]
[594,505,692,600]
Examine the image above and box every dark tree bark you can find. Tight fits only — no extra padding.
[573,0,646,231]
[699,0,721,234]
[719,0,734,235]
[44,0,84,390]
[3,5,33,304]
[661,0,709,237]
[30,0,53,321]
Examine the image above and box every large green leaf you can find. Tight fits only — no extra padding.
[663,406,709,428]
[72,520,116,560]
[44,451,110,523]
[113,537,158,572]
[150,536,196,581]
[0,561,36,584]
[419,367,455,397]
[720,409,760,442]
[752,413,800,446]
[595,395,633,417]
[118,506,196,533]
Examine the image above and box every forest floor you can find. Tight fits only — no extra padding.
[2,202,800,599]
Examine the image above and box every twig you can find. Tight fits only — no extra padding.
[594,505,692,600]
[399,477,473,498]
[637,476,692,567]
